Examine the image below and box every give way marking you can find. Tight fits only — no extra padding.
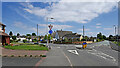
[68,50,79,55]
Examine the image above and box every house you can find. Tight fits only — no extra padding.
[0,23,10,45]
[52,29,72,40]
[16,36,27,41]
[52,29,83,41]
[63,33,83,41]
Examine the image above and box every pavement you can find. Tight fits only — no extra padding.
[2,41,119,68]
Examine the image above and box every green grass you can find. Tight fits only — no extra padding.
[4,45,48,51]
[113,42,120,46]
[117,42,120,46]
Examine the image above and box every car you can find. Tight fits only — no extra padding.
[75,45,83,49]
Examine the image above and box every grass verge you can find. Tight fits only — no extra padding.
[4,45,48,51]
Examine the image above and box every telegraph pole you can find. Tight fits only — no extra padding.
[113,25,117,42]
[37,24,38,44]
[83,25,85,39]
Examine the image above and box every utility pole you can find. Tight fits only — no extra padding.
[37,24,38,44]
[113,25,117,42]
[83,25,85,39]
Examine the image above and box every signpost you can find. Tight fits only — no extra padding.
[48,24,53,49]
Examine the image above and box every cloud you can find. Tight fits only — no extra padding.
[38,24,73,30]
[96,26,101,28]
[96,23,101,26]
[23,0,118,23]
[14,22,48,35]
[104,28,113,30]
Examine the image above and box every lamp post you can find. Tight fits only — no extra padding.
[83,25,85,39]
[113,25,117,42]
[46,17,54,48]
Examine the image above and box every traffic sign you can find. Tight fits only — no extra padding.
[49,30,53,34]
[48,24,53,30]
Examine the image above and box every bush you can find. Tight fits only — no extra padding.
[81,39,86,41]
[10,40,13,43]
[5,43,8,45]
[23,39,27,43]
[40,44,46,47]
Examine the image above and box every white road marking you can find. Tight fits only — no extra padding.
[68,50,79,55]
[62,51,73,68]
[87,49,117,62]
[57,47,60,48]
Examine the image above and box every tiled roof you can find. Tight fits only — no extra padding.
[63,33,81,37]
[56,30,72,37]
[0,32,9,36]
[0,22,6,26]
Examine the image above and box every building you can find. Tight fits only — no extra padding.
[0,23,10,45]
[52,29,83,41]
[52,29,72,40]
[63,33,83,41]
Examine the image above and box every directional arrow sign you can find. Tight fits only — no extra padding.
[68,50,79,55]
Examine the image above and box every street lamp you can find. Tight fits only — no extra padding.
[113,25,117,43]
[46,17,54,48]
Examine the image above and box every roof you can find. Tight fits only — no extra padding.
[63,33,81,38]
[0,22,6,27]
[0,32,9,36]
[56,30,72,37]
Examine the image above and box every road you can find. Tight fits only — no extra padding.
[2,41,119,68]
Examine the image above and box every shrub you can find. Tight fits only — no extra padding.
[81,39,86,41]
[24,55,27,57]
[30,55,32,57]
[11,55,14,57]
[10,40,13,43]
[23,39,27,43]
[40,55,42,57]
[5,43,8,45]
[42,55,46,57]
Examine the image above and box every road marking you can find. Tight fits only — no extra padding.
[57,47,60,48]
[62,51,73,68]
[68,50,79,55]
[87,49,117,62]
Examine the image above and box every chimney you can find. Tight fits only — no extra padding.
[2,25,6,33]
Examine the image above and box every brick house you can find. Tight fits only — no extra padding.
[0,23,10,45]
[52,29,83,41]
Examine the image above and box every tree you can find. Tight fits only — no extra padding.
[26,34,31,36]
[28,37,31,41]
[84,36,89,41]
[12,36,16,41]
[97,32,103,40]
[32,33,36,36]
[109,35,114,41]
[17,33,20,37]
[64,37,68,42]
[23,39,27,43]
[90,36,94,41]
[9,31,13,36]
[103,35,106,40]
[44,35,47,40]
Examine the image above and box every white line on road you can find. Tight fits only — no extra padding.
[87,49,117,62]
[62,51,73,68]
[68,50,79,55]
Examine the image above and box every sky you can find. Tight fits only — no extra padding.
[1,0,119,37]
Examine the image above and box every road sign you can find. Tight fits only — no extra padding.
[49,30,53,34]
[48,24,53,30]
[40,39,43,41]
